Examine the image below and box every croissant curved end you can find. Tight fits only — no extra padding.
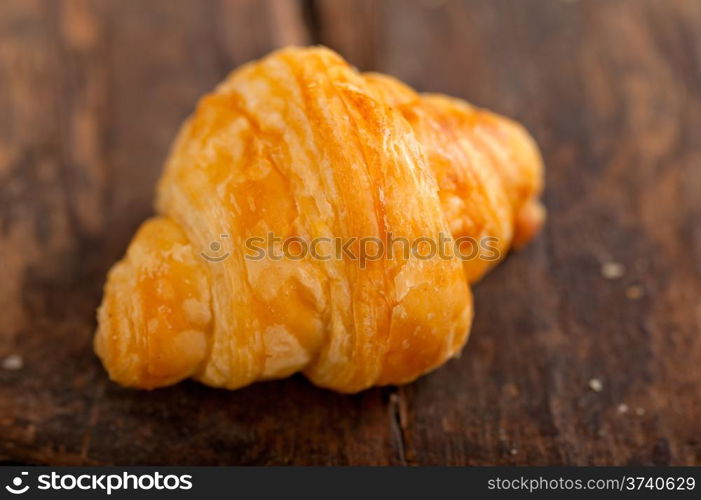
[95,217,212,389]
[94,46,545,392]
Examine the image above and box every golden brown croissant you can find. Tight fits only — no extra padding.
[95,47,544,392]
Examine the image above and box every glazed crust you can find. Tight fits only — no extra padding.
[94,47,544,392]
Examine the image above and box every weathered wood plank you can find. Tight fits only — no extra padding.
[1,0,700,465]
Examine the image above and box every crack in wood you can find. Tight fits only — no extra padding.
[388,388,410,466]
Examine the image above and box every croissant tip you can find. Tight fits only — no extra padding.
[513,201,546,250]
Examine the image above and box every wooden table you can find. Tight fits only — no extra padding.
[1,0,699,465]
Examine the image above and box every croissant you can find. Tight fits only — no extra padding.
[95,47,544,393]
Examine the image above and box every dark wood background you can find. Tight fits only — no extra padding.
[1,0,699,465]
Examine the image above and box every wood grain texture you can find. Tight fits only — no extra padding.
[0,0,699,465]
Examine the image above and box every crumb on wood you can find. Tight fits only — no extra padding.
[625,285,644,299]
[635,407,646,416]
[617,403,629,414]
[601,261,625,279]
[589,378,603,392]
[2,354,23,371]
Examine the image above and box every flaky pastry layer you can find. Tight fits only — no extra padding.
[95,47,544,392]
